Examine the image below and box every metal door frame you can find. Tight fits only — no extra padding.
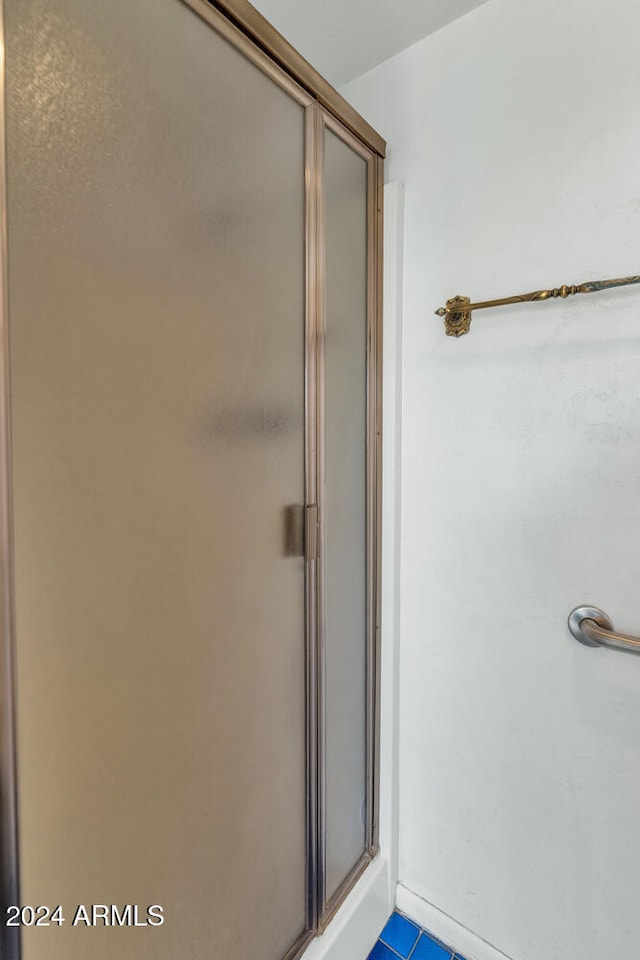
[0,6,20,958]
[314,106,383,929]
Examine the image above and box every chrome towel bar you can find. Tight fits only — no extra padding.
[568,606,640,654]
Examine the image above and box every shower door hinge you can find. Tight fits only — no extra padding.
[304,504,319,561]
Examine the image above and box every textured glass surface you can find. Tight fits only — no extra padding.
[323,128,369,901]
[5,1,307,958]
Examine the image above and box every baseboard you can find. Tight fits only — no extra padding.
[395,884,515,960]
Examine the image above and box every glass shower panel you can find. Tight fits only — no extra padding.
[5,1,308,958]
[322,126,369,903]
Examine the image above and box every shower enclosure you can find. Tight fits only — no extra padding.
[0,1,384,958]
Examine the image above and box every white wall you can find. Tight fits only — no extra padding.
[342,2,640,959]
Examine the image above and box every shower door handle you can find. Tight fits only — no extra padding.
[282,504,318,560]
[568,605,640,654]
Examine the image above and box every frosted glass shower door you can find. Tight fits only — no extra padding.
[320,113,380,914]
[4,1,311,958]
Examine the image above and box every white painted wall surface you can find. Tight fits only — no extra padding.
[251,0,489,86]
[342,2,640,959]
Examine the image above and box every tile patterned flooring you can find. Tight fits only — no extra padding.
[368,910,467,960]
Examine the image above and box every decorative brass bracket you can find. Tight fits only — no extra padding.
[435,274,640,337]
[438,295,472,338]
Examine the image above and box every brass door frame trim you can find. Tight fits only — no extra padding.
[304,101,320,936]
[282,929,317,960]
[0,1,21,957]
[313,102,328,920]
[196,0,386,158]
[321,108,376,162]
[370,153,384,858]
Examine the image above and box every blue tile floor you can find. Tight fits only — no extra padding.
[369,910,467,960]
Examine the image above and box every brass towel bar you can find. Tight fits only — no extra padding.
[435,274,640,338]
